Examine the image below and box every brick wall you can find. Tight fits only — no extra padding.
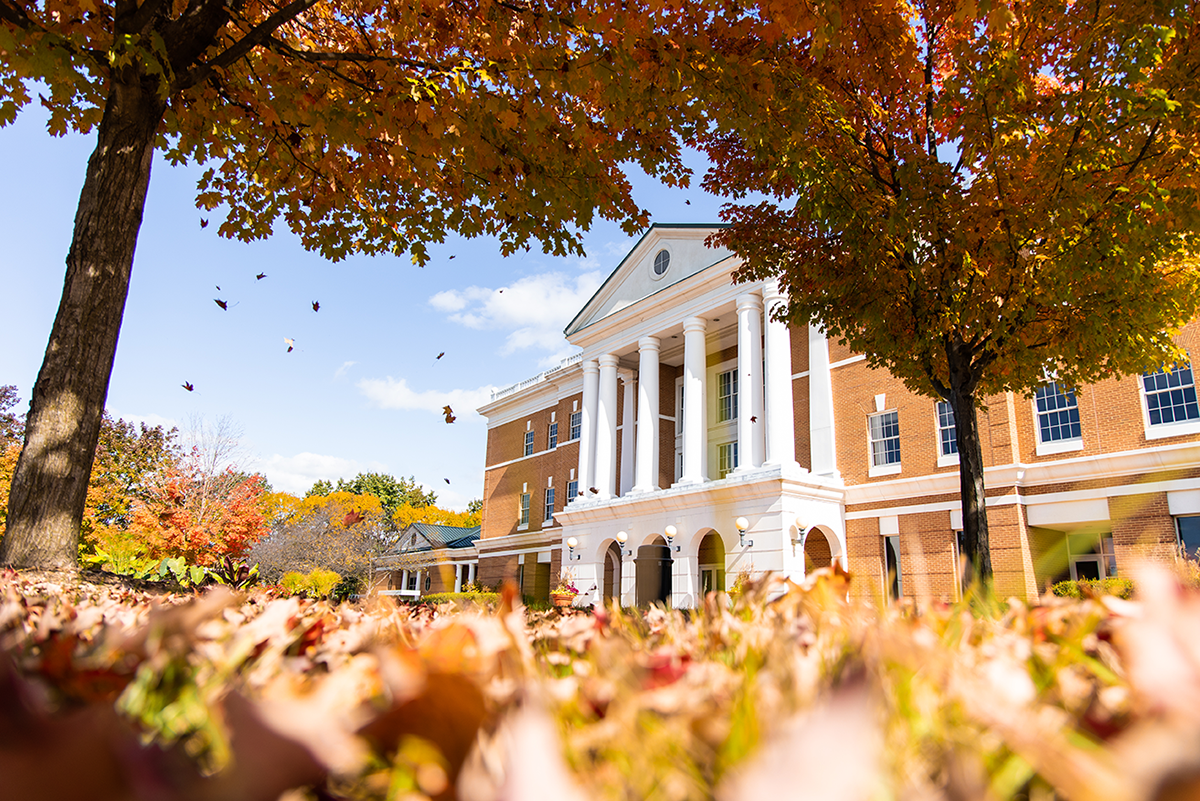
[1109,493,1178,565]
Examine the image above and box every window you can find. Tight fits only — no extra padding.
[717,368,738,422]
[569,411,582,441]
[1144,362,1200,429]
[1179,516,1200,561]
[653,248,671,276]
[567,479,578,500]
[524,430,535,456]
[1035,382,1082,446]
[519,493,530,526]
[406,571,418,592]
[884,535,903,601]
[869,410,901,469]
[548,421,559,449]
[424,574,431,592]
[718,441,738,479]
[1067,533,1116,581]
[544,487,555,522]
[936,401,957,456]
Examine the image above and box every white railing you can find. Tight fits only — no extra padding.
[490,352,583,401]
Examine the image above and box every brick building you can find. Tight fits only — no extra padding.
[476,224,1200,606]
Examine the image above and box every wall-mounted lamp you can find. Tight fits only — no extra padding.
[566,536,582,561]
[793,515,807,546]
[616,530,632,557]
[735,517,753,549]
[664,524,680,553]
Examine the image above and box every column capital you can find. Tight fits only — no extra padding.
[736,292,764,312]
[637,335,661,352]
[598,353,620,369]
[763,277,787,303]
[582,358,599,375]
[683,316,707,335]
[618,368,636,384]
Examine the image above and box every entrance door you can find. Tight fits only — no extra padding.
[635,540,672,606]
[1071,556,1103,581]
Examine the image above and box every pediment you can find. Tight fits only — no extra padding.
[564,224,734,337]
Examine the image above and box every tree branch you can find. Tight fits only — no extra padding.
[171,0,319,93]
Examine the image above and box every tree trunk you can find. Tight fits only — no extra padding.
[0,75,166,571]
[946,339,993,586]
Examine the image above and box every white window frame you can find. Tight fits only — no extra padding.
[1033,382,1084,456]
[548,421,559,449]
[523,430,535,457]
[544,487,555,523]
[567,479,578,501]
[716,367,739,423]
[649,245,674,282]
[1140,358,1200,440]
[717,440,738,479]
[868,409,902,477]
[935,401,959,467]
[518,493,530,529]
[568,410,582,442]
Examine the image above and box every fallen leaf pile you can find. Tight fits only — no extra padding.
[3,564,1200,801]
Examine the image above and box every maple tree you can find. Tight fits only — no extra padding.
[697,0,1200,582]
[0,0,700,570]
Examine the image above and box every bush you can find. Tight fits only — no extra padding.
[420,591,500,608]
[1051,577,1135,600]
[280,568,342,598]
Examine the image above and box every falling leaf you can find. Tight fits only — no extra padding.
[256,272,267,280]
[215,299,228,311]
[343,510,364,527]
[498,289,504,293]
[449,255,457,260]
[312,301,320,312]
[588,487,599,494]
[685,199,691,205]
[437,352,445,360]
[284,338,295,353]
[444,478,450,484]
[182,382,194,392]
[201,218,209,228]
[751,415,757,422]
[442,405,456,424]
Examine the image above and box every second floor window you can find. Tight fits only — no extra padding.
[869,410,901,467]
[1035,382,1081,443]
[567,479,578,500]
[936,402,957,456]
[718,441,739,479]
[717,368,738,422]
[548,421,559,449]
[544,487,555,522]
[524,431,535,456]
[519,493,530,526]
[1143,362,1199,426]
[569,411,582,441]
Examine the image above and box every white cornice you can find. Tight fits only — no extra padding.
[476,529,562,553]
[477,362,584,426]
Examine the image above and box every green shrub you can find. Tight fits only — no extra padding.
[1050,577,1135,600]
[420,591,500,608]
[280,568,343,599]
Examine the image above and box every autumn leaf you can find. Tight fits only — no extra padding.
[214,299,228,311]
[343,509,364,527]
[436,352,445,360]
[442,405,456,424]
[200,218,209,228]
[256,273,267,280]
[182,382,194,392]
[311,301,320,312]
[284,338,294,353]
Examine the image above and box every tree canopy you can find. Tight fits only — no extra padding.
[695,0,1200,581]
[0,0,702,569]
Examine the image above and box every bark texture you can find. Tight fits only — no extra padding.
[946,338,993,584]
[0,75,166,570]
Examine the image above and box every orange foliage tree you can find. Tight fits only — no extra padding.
[695,0,1200,581]
[0,0,702,571]
[249,490,387,581]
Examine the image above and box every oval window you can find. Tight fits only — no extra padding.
[653,249,671,276]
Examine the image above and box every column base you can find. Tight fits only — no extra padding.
[672,477,708,488]
[627,484,661,495]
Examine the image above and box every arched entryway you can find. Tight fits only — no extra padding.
[635,535,672,606]
[603,540,622,603]
[804,530,833,573]
[697,530,726,596]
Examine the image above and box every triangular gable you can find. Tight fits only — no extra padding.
[564,224,733,338]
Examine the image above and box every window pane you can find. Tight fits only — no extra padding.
[937,402,957,456]
[524,431,534,456]
[548,422,558,449]
[717,369,738,422]
[1179,517,1200,560]
[1035,383,1082,442]
[1144,363,1200,425]
[569,412,581,441]
[869,410,901,466]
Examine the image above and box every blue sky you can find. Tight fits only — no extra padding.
[0,106,731,508]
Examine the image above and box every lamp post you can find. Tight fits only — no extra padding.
[735,517,753,549]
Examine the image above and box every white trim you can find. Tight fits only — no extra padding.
[649,244,675,282]
[1035,438,1084,456]
[1032,386,1084,456]
[937,453,960,468]
[1145,420,1200,440]
[1168,490,1200,516]
[869,463,903,477]
[484,445,562,472]
[792,354,868,381]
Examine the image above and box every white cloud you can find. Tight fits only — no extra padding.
[251,452,388,495]
[357,378,495,419]
[334,360,357,378]
[428,269,603,354]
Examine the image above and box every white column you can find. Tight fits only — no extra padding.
[577,359,599,499]
[619,371,636,495]
[764,280,801,469]
[679,316,708,485]
[632,336,661,493]
[595,353,620,498]
[672,553,698,609]
[454,565,462,593]
[809,324,839,476]
[735,292,765,472]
